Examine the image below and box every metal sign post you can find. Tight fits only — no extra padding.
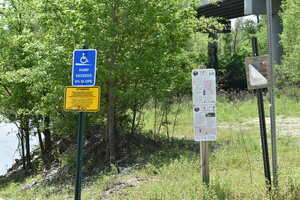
[64,49,99,200]
[192,68,217,185]
[64,87,100,199]
[64,86,100,200]
[266,0,278,187]
[245,37,271,190]
[75,112,86,200]
[257,90,271,189]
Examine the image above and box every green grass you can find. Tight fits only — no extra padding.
[143,94,300,139]
[1,94,300,199]
[108,129,300,200]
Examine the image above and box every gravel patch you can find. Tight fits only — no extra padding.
[220,116,300,136]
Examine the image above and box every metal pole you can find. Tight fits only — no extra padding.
[201,141,209,185]
[266,0,278,187]
[75,112,86,200]
[252,37,272,189]
[257,91,272,189]
[251,38,259,57]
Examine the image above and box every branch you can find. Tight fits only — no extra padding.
[0,82,12,96]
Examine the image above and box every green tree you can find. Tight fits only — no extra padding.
[0,0,40,169]
[0,0,216,170]
[280,0,300,86]
[15,0,198,163]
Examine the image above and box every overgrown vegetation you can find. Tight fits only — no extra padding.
[280,0,300,86]
[1,96,300,199]
[0,0,202,170]
[0,0,300,199]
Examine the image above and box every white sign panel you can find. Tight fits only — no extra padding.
[248,64,268,87]
[193,107,206,126]
[193,106,217,141]
[193,104,216,127]
[192,69,217,142]
[245,56,269,90]
[194,127,217,141]
[192,69,216,105]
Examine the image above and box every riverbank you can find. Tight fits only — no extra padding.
[0,122,38,176]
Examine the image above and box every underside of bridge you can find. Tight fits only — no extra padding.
[197,0,244,19]
[197,0,283,65]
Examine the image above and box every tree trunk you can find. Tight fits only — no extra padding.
[36,120,46,163]
[172,98,182,139]
[18,129,26,170]
[37,128,44,156]
[34,117,45,155]
[165,108,169,140]
[106,3,119,163]
[233,28,239,54]
[130,81,139,135]
[107,81,116,162]
[153,98,158,134]
[131,104,137,135]
[23,118,31,170]
[43,115,53,168]
[208,32,219,72]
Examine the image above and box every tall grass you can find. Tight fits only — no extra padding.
[1,93,300,200]
[143,93,300,139]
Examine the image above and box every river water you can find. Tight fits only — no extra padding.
[0,123,38,176]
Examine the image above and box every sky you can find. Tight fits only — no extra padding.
[231,15,257,29]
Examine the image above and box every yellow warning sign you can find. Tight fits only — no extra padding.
[64,86,100,112]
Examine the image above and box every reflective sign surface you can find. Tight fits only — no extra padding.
[64,86,100,112]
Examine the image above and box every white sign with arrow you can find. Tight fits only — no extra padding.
[245,56,269,90]
[249,64,268,87]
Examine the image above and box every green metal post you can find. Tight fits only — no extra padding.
[252,37,272,190]
[75,112,86,200]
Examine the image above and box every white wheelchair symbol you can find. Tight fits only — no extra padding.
[80,53,89,64]
[76,53,90,66]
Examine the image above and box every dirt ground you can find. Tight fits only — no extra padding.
[220,116,300,137]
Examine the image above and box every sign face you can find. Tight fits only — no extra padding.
[192,69,217,142]
[193,105,217,141]
[64,86,100,112]
[193,104,216,127]
[72,49,97,86]
[192,69,216,105]
[245,56,269,90]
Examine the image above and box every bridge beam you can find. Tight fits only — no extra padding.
[198,0,283,64]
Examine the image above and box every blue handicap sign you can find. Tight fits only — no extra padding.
[72,49,97,86]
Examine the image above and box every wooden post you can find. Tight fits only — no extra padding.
[201,141,209,185]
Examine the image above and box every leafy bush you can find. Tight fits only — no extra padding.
[279,0,300,86]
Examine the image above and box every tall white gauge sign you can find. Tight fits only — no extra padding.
[192,69,217,141]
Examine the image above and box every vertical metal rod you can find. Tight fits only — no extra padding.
[252,37,272,189]
[75,112,86,200]
[266,0,278,187]
[201,141,209,185]
[257,91,272,189]
[251,37,259,57]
